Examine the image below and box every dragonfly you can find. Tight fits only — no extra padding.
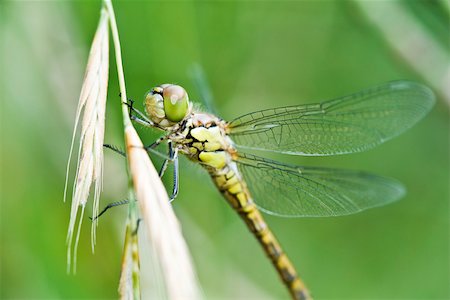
[123,81,434,300]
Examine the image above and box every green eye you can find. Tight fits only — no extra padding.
[163,85,189,122]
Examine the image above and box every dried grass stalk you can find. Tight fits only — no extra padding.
[124,125,202,300]
[104,0,202,297]
[64,7,109,272]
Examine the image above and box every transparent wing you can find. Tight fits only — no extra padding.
[228,81,435,156]
[235,153,405,217]
[189,63,218,115]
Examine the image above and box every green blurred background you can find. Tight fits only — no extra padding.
[1,1,449,299]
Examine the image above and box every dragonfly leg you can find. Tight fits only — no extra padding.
[159,157,170,177]
[143,136,171,161]
[144,136,166,152]
[104,137,170,161]
[123,97,155,128]
[157,141,179,202]
[169,147,179,202]
[157,140,174,177]
[118,94,134,115]
[89,199,130,221]
[105,136,178,202]
[131,115,153,127]
[104,144,126,157]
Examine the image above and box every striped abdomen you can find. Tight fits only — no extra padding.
[181,117,311,299]
[208,163,311,300]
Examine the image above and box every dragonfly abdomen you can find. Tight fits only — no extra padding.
[208,163,311,300]
[181,115,311,299]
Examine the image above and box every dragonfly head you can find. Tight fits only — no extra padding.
[144,84,191,128]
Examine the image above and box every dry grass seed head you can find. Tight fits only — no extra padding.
[64,8,109,272]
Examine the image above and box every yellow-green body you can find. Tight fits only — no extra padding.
[169,111,311,300]
[142,80,435,299]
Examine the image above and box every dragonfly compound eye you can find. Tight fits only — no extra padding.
[144,88,165,124]
[162,84,190,122]
[144,84,191,126]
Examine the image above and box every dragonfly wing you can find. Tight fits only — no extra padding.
[228,81,435,156]
[189,63,218,115]
[235,153,405,217]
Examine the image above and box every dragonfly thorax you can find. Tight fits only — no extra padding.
[172,111,232,164]
[144,84,192,128]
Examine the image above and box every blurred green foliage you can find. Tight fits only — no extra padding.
[1,1,448,299]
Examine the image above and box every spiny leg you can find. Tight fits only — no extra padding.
[122,97,156,128]
[143,136,170,160]
[169,142,179,202]
[104,136,170,161]
[131,114,153,127]
[91,198,141,236]
[95,141,157,221]
[91,144,128,220]
[90,199,130,220]
[170,154,179,202]
[158,140,172,177]
[97,138,177,220]
[119,94,144,123]
[156,140,179,202]
[104,144,126,157]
